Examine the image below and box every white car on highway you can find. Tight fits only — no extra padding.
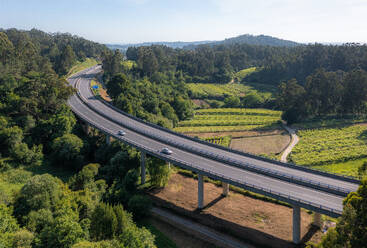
[118,130,126,136]
[161,147,173,155]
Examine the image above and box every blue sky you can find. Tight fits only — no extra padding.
[1,0,366,44]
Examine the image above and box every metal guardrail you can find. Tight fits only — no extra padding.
[69,85,343,217]
[78,78,354,196]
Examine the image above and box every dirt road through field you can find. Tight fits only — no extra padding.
[281,125,299,162]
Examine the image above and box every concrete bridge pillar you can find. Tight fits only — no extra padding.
[313,212,322,228]
[83,123,91,134]
[168,162,171,169]
[140,151,146,184]
[293,205,301,244]
[198,174,204,209]
[222,182,229,196]
[106,134,111,145]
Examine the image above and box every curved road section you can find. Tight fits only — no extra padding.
[281,125,300,163]
[68,66,358,218]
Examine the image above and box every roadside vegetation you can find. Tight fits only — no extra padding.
[318,178,367,247]
[67,57,99,77]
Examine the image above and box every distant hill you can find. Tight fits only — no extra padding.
[107,40,214,51]
[209,34,300,47]
[107,34,300,51]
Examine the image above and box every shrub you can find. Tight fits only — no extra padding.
[127,195,152,220]
[90,203,117,241]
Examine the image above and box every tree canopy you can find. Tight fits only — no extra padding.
[319,178,367,248]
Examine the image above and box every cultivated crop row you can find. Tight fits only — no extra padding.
[178,118,279,127]
[203,136,232,147]
[173,124,277,133]
[174,108,282,133]
[195,108,282,116]
[290,125,367,166]
[193,114,280,121]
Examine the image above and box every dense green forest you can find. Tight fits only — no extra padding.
[278,68,367,123]
[0,28,106,75]
[102,49,194,128]
[125,42,367,86]
[247,43,367,85]
[125,43,278,84]
[0,29,167,248]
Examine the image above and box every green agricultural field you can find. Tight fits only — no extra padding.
[311,158,367,178]
[174,108,282,133]
[292,117,367,129]
[290,125,367,173]
[187,82,274,100]
[178,116,280,127]
[195,108,282,116]
[67,57,98,77]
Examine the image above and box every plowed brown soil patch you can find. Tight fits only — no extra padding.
[149,173,323,247]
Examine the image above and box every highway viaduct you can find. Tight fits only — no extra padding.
[68,66,359,244]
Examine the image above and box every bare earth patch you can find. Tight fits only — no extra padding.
[192,99,209,108]
[230,134,290,155]
[99,87,111,102]
[149,173,323,248]
[184,129,290,156]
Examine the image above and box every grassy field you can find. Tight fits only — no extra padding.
[289,124,367,177]
[234,67,257,82]
[174,108,282,133]
[67,58,98,77]
[187,82,275,100]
